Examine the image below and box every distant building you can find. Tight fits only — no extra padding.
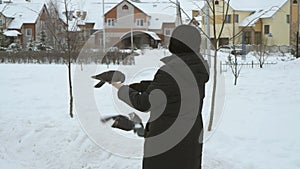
[0,1,48,48]
[53,0,201,50]
[0,0,201,50]
[103,0,181,48]
[202,0,298,47]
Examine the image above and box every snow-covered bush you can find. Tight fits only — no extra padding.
[7,42,22,52]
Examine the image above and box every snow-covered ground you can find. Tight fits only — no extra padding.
[0,49,299,169]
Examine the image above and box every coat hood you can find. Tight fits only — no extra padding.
[168,25,201,54]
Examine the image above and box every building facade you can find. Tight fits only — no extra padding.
[202,0,299,47]
[103,0,181,49]
[0,2,49,48]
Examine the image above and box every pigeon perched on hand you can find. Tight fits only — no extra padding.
[91,70,125,88]
[129,80,152,92]
[100,112,145,137]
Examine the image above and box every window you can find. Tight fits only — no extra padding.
[107,18,115,26]
[122,5,128,10]
[164,28,172,36]
[225,14,231,23]
[264,25,270,34]
[192,10,200,17]
[286,15,290,24]
[25,28,32,37]
[293,0,297,4]
[136,19,144,27]
[234,14,239,23]
[244,31,252,44]
[0,19,2,27]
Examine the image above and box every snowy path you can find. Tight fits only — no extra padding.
[0,51,300,169]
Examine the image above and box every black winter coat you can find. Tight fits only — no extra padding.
[117,25,209,169]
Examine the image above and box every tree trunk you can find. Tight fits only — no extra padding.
[68,60,73,118]
[208,50,218,131]
[234,56,238,85]
[234,75,237,86]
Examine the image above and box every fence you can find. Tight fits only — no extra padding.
[220,61,277,73]
[245,45,292,55]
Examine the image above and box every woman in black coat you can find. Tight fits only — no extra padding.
[112,25,209,169]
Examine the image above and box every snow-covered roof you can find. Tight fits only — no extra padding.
[228,0,287,11]
[55,0,116,31]
[143,30,161,40]
[3,30,21,36]
[112,0,202,29]
[148,13,176,30]
[227,0,287,11]
[120,30,161,40]
[131,0,203,27]
[101,0,178,29]
[1,0,201,31]
[239,2,287,27]
[0,2,45,29]
[52,0,201,30]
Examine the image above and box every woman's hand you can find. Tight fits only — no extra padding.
[111,82,123,89]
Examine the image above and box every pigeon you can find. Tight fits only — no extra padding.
[100,112,145,137]
[129,80,152,92]
[91,70,125,88]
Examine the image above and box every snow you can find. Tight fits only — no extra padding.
[147,13,176,30]
[1,50,300,168]
[239,4,287,27]
[204,52,300,169]
[120,30,161,40]
[3,30,22,37]
[229,0,287,11]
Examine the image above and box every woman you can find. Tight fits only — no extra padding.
[112,25,209,169]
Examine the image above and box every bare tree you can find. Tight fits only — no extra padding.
[46,0,85,118]
[175,1,285,131]
[254,37,269,68]
[227,53,242,85]
[46,0,65,51]
[204,0,231,131]
[63,0,74,118]
[171,0,230,131]
[226,21,242,86]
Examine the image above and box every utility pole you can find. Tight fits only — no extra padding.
[205,1,211,67]
[131,15,134,52]
[297,31,299,58]
[102,0,106,53]
[296,0,300,58]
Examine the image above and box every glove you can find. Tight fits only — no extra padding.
[101,113,145,137]
[92,70,125,88]
[129,80,152,92]
[111,115,135,131]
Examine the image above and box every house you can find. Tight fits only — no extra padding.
[1,0,201,51]
[57,9,99,50]
[103,0,179,48]
[0,0,103,50]
[0,1,49,48]
[202,0,298,47]
[102,0,201,49]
